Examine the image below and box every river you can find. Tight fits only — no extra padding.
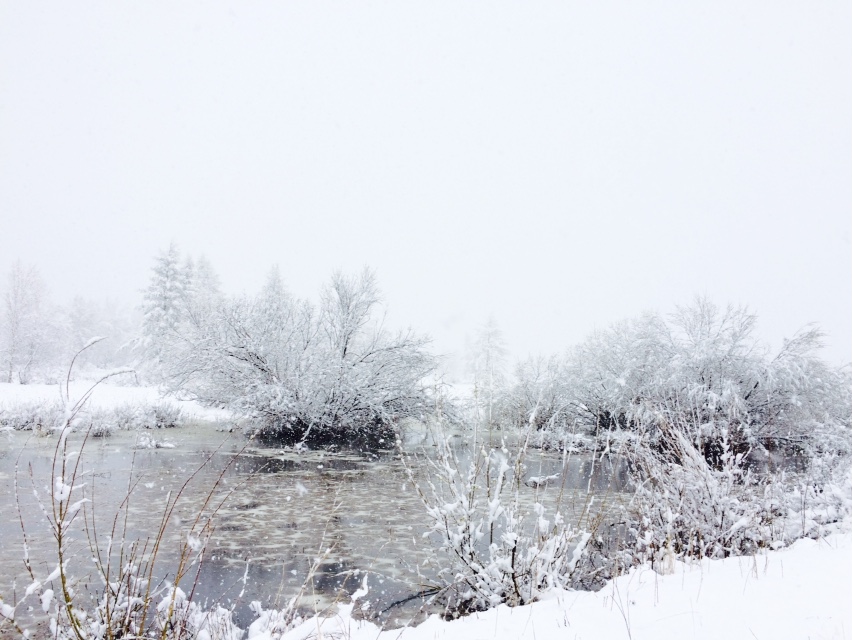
[0,422,628,631]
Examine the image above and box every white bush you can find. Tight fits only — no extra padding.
[409,426,593,614]
[0,399,64,432]
[621,413,852,569]
[503,299,850,465]
[0,400,185,436]
[141,251,436,444]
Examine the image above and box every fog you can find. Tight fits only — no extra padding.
[1,1,850,368]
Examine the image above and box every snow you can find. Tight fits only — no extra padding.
[53,477,72,502]
[0,382,231,422]
[134,432,176,449]
[39,589,53,614]
[0,603,14,621]
[274,530,851,640]
[525,473,560,488]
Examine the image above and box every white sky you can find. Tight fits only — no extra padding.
[1,2,850,370]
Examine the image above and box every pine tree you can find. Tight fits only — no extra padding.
[141,244,191,372]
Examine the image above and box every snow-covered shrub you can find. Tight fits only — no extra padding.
[42,555,166,640]
[499,355,571,433]
[781,453,852,540]
[620,411,852,570]
[141,249,436,445]
[409,424,593,615]
[112,402,141,430]
[623,418,778,567]
[532,427,596,453]
[502,299,851,467]
[77,407,114,437]
[0,400,185,438]
[139,401,183,429]
[155,586,243,640]
[0,399,64,432]
[108,402,183,431]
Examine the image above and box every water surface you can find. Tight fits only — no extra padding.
[0,423,628,630]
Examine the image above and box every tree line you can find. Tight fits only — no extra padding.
[3,249,849,455]
[0,261,137,384]
[495,299,850,462]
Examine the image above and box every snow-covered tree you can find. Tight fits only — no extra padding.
[466,317,508,434]
[0,262,58,383]
[191,255,221,305]
[140,244,193,375]
[501,354,565,430]
[61,296,138,372]
[147,259,436,444]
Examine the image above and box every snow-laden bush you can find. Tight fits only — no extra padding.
[498,355,568,432]
[83,402,185,436]
[781,453,852,541]
[106,401,184,430]
[624,418,781,567]
[0,400,185,437]
[36,559,242,640]
[408,424,593,615]
[495,298,851,575]
[155,586,244,640]
[620,411,852,571]
[141,249,436,445]
[502,299,851,466]
[0,399,64,432]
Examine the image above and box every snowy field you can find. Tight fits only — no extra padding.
[0,382,231,423]
[283,529,852,640]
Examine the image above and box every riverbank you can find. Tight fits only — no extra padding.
[0,381,230,423]
[278,526,852,640]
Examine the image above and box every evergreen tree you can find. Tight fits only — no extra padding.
[141,244,191,373]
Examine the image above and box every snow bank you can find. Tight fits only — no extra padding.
[0,382,231,422]
[278,531,851,640]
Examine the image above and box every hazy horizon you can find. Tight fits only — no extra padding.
[2,2,850,368]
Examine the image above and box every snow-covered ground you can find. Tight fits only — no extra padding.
[0,382,231,422]
[281,529,851,640]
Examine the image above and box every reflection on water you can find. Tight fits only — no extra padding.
[0,424,629,629]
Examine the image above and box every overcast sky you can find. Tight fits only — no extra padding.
[1,1,850,371]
